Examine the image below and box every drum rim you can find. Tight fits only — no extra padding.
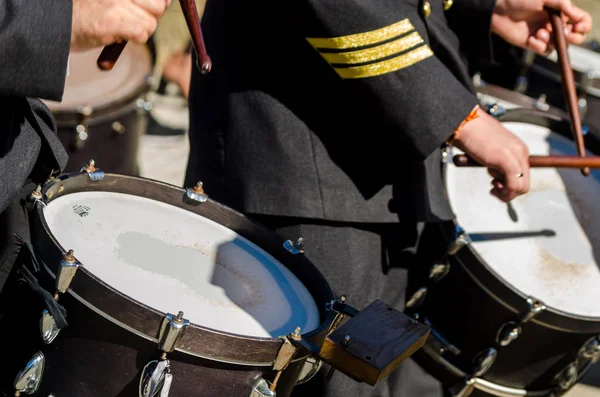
[31,171,336,366]
[476,82,565,118]
[441,108,600,333]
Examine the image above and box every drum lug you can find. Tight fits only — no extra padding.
[405,287,428,309]
[26,185,46,210]
[185,181,209,203]
[472,348,497,377]
[580,336,600,360]
[40,309,60,344]
[55,250,81,294]
[556,362,578,391]
[139,359,172,397]
[429,261,450,282]
[158,311,190,354]
[296,356,323,385]
[283,238,304,255]
[535,94,550,112]
[13,352,45,395]
[249,378,276,397]
[447,226,470,255]
[80,159,105,181]
[496,322,522,347]
[39,250,80,345]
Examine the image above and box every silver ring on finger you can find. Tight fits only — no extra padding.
[517,173,524,178]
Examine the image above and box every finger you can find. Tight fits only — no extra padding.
[527,36,550,55]
[492,179,504,190]
[488,168,503,179]
[115,5,158,43]
[544,0,585,23]
[536,29,551,44]
[490,186,510,203]
[131,0,168,18]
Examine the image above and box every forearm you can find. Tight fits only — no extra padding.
[0,0,72,100]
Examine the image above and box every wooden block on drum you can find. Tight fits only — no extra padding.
[318,299,430,386]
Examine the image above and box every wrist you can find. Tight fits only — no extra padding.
[446,105,481,146]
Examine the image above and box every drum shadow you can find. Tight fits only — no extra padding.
[211,237,311,337]
[545,133,600,270]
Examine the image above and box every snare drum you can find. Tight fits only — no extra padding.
[0,165,428,397]
[525,44,600,130]
[406,108,600,396]
[42,44,152,175]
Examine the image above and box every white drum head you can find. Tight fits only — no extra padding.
[446,122,600,317]
[42,192,320,337]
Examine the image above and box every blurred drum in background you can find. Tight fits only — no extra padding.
[520,44,600,131]
[42,44,153,175]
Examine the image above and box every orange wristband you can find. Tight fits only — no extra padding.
[446,105,480,145]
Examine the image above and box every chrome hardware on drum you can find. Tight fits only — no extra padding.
[524,44,600,131]
[406,108,600,397]
[42,44,152,175]
[0,163,429,397]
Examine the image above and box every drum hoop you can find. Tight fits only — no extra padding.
[32,172,336,366]
[441,108,600,333]
[475,83,562,116]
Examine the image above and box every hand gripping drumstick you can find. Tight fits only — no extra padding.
[97,0,212,73]
[546,7,590,176]
[452,155,600,169]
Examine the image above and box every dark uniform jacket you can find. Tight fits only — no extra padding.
[0,0,70,213]
[186,0,496,223]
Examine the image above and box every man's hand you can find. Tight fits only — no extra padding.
[71,0,170,52]
[491,0,592,55]
[452,111,531,203]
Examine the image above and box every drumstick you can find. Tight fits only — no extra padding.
[453,154,600,169]
[97,41,127,71]
[546,7,590,176]
[96,0,212,73]
[179,0,212,73]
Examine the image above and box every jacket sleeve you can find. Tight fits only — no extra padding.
[296,0,480,161]
[446,0,497,61]
[0,0,72,101]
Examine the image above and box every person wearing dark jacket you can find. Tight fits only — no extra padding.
[185,0,591,395]
[0,0,169,288]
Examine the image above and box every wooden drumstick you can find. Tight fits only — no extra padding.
[97,41,127,71]
[453,154,600,169]
[546,7,590,176]
[179,0,212,73]
[96,0,212,73]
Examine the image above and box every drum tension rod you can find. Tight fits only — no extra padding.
[40,250,81,344]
